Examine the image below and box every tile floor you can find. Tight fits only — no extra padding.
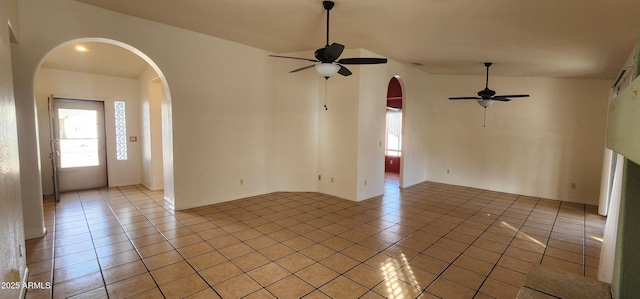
[24,174,605,298]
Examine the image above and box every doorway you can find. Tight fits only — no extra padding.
[50,98,108,192]
[385,76,403,190]
[35,39,175,207]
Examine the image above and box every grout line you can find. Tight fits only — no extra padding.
[43,182,601,299]
[540,201,562,260]
[49,201,57,299]
[93,187,166,298]
[406,189,530,297]
[75,191,110,297]
[409,188,506,295]
[122,185,226,298]
[471,195,545,298]
[583,204,587,276]
[278,181,468,298]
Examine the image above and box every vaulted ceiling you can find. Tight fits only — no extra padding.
[69,0,640,79]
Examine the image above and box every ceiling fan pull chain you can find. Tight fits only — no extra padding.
[324,79,329,110]
[483,107,487,127]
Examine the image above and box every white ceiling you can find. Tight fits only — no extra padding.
[60,0,640,79]
[41,42,148,78]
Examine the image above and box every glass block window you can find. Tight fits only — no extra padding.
[115,101,127,160]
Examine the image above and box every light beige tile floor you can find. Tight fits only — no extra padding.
[24,173,605,298]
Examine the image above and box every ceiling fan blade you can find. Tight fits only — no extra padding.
[338,65,352,76]
[449,96,481,100]
[337,57,388,65]
[289,64,316,73]
[270,55,318,62]
[493,94,530,99]
[323,43,345,61]
[448,63,530,107]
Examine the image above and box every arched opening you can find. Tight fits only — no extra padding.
[34,38,175,208]
[384,76,404,189]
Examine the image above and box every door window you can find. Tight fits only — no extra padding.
[58,108,100,168]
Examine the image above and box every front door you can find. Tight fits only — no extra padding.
[51,98,108,192]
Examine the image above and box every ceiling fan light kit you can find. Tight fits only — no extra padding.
[315,63,341,78]
[270,1,387,79]
[478,99,494,108]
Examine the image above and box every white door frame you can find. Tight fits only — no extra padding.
[50,97,108,192]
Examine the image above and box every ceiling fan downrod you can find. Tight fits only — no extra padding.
[323,1,334,47]
[484,62,492,89]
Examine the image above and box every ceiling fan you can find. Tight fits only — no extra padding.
[449,62,529,126]
[449,62,530,108]
[270,0,388,79]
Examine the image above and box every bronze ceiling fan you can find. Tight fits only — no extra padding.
[270,1,388,79]
[449,62,530,126]
[449,62,530,107]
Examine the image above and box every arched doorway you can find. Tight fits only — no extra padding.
[384,76,404,189]
[34,38,175,207]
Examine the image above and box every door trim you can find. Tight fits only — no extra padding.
[50,97,109,193]
[48,95,61,202]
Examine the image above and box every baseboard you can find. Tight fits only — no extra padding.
[141,182,164,191]
[23,226,47,240]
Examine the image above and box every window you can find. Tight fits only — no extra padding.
[386,108,402,157]
[115,101,127,160]
[58,108,100,168]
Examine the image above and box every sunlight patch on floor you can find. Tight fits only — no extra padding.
[501,220,547,251]
[380,253,417,298]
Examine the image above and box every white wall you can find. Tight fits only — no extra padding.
[316,49,362,200]
[139,66,164,191]
[35,68,142,193]
[270,49,432,201]
[12,0,277,213]
[1,0,28,295]
[357,54,387,201]
[11,8,45,241]
[271,51,320,192]
[425,74,610,204]
[356,49,431,200]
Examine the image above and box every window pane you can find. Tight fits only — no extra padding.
[115,101,128,160]
[59,139,100,168]
[58,108,100,168]
[385,109,402,157]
